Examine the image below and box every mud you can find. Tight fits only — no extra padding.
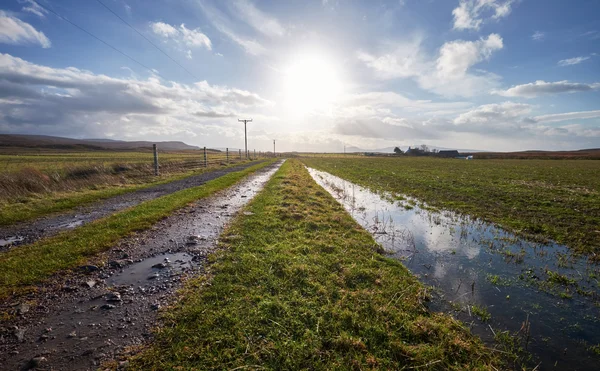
[0,161,265,252]
[0,160,283,371]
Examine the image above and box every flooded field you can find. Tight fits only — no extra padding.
[308,167,600,370]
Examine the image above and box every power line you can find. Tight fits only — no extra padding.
[36,1,161,77]
[94,0,200,80]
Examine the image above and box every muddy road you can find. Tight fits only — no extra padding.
[0,160,283,371]
[0,161,265,251]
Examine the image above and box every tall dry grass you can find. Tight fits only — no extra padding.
[0,158,237,204]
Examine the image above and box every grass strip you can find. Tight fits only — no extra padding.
[0,160,275,299]
[0,161,258,226]
[129,159,498,370]
[301,157,600,257]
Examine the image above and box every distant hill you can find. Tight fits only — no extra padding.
[0,134,200,151]
[345,145,485,153]
[473,148,600,160]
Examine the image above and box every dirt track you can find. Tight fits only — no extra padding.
[0,160,283,371]
[0,161,264,251]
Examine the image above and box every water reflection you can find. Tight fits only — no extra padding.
[308,167,600,370]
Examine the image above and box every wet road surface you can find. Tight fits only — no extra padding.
[0,160,283,371]
[0,161,265,252]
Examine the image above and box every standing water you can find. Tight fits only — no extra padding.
[308,167,600,370]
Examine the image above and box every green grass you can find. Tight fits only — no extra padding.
[0,161,258,226]
[545,270,576,286]
[301,157,600,257]
[128,160,499,370]
[0,160,275,299]
[0,148,262,224]
[471,305,491,322]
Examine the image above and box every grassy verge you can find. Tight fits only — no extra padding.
[0,160,275,299]
[0,160,257,226]
[128,160,498,370]
[301,157,600,257]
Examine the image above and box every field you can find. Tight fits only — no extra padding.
[301,157,600,257]
[3,150,599,369]
[128,160,500,370]
[0,160,276,299]
[0,147,260,224]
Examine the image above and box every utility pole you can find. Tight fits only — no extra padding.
[273,139,276,158]
[238,118,252,159]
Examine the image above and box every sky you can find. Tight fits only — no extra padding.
[0,0,599,152]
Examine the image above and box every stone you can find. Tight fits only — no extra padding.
[79,265,99,273]
[68,331,77,338]
[15,303,30,315]
[25,356,47,370]
[84,280,97,288]
[106,292,122,302]
[14,327,25,342]
[152,263,167,269]
[108,260,124,269]
[100,304,116,310]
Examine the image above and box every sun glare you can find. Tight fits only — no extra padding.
[283,54,343,116]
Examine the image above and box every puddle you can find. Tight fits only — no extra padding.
[107,253,194,287]
[308,167,600,370]
[0,236,24,248]
[59,220,84,229]
[0,161,285,371]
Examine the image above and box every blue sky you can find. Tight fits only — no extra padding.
[0,0,599,151]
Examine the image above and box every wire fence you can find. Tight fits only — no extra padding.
[0,146,279,203]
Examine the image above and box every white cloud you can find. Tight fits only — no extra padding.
[533,110,600,124]
[179,24,212,49]
[435,33,503,79]
[0,11,50,48]
[452,0,514,31]
[558,56,590,66]
[19,0,48,18]
[151,22,178,38]
[453,102,532,125]
[329,98,600,149]
[359,34,503,97]
[231,0,286,38]
[493,80,600,98]
[357,37,427,79]
[215,24,266,55]
[532,31,545,41]
[340,91,472,114]
[0,53,271,140]
[150,22,211,50]
[197,2,266,56]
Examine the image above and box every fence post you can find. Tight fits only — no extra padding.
[254,149,256,159]
[239,149,241,160]
[226,148,229,164]
[203,147,207,167]
[153,144,159,176]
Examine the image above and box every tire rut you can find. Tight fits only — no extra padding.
[0,161,265,252]
[0,160,284,371]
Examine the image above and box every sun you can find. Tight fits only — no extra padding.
[283,53,343,117]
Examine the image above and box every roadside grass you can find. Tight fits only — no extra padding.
[1,151,257,226]
[128,160,499,370]
[0,160,275,299]
[301,157,600,257]
[0,162,255,226]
